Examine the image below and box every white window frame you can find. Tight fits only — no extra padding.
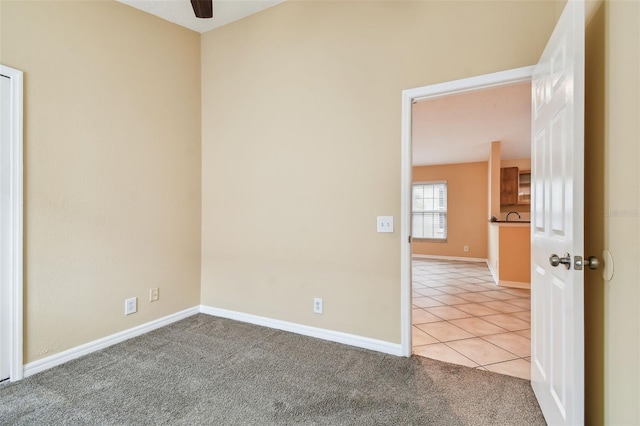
[412,181,447,241]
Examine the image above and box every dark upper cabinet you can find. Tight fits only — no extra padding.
[500,167,531,205]
[500,167,519,205]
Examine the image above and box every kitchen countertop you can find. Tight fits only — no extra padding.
[489,219,531,227]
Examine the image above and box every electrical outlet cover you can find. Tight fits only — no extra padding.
[125,297,137,315]
[149,288,159,302]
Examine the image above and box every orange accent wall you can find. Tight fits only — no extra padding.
[498,226,531,283]
[412,162,488,258]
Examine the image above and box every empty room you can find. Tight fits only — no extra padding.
[1,0,638,424]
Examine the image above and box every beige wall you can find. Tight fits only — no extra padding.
[487,141,502,277]
[200,1,559,343]
[500,158,531,170]
[488,141,501,218]
[0,1,202,363]
[412,162,488,259]
[584,0,640,423]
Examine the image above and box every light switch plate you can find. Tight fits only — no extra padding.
[377,216,394,233]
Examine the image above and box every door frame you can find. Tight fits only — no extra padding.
[400,66,535,356]
[0,64,24,381]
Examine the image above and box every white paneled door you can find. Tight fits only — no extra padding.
[530,0,585,424]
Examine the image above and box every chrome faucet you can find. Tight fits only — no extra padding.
[506,211,521,221]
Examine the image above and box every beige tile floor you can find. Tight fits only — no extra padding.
[412,258,531,380]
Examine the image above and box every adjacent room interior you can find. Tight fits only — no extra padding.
[409,82,533,378]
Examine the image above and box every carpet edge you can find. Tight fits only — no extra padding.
[200,305,404,357]
[23,306,201,378]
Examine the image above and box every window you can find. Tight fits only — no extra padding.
[412,182,447,240]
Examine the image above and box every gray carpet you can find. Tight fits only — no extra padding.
[0,314,545,425]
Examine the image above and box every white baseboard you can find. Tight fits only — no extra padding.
[487,261,499,284]
[22,304,404,379]
[412,254,488,263]
[23,306,200,378]
[498,280,531,289]
[200,305,403,357]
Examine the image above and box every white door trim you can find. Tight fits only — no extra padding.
[400,66,535,356]
[0,64,24,381]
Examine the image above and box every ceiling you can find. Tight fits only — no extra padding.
[117,0,285,33]
[412,81,531,166]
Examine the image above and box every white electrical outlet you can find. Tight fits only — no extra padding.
[149,288,159,302]
[313,297,323,314]
[464,245,470,252]
[125,297,137,315]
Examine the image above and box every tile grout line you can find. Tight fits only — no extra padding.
[441,340,520,368]
[415,322,528,356]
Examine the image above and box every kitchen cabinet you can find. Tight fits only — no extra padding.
[500,167,531,205]
[488,222,531,288]
[518,171,531,204]
[500,167,518,205]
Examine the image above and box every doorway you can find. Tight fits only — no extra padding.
[0,64,24,383]
[400,66,534,360]
[406,77,533,378]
